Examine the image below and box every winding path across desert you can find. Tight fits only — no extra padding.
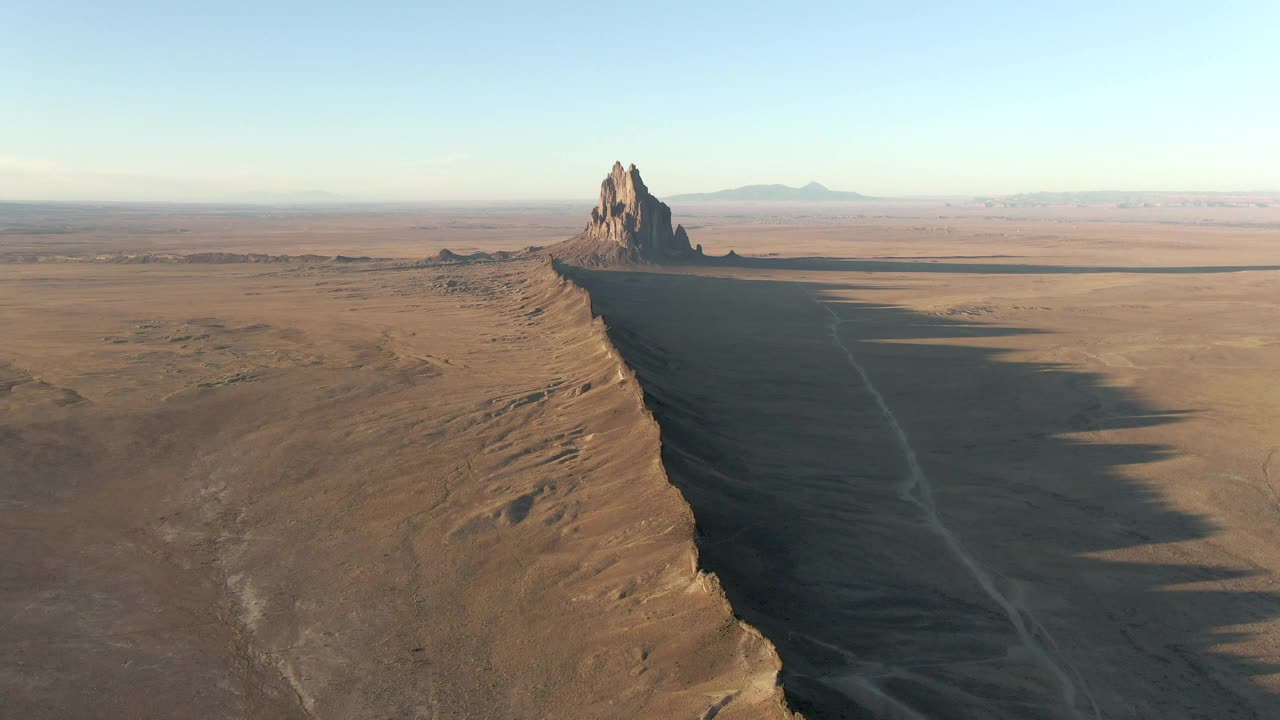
[571,252,1280,720]
[819,296,1099,720]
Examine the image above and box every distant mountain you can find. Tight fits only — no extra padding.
[224,190,347,205]
[668,181,873,202]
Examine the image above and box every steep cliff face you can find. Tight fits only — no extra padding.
[550,162,702,266]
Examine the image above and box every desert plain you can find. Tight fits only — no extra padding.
[3,196,1280,719]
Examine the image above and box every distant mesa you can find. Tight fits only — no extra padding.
[186,252,377,263]
[79,252,383,264]
[974,190,1280,209]
[549,162,703,266]
[669,181,873,202]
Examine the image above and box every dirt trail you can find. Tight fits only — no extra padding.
[816,296,1100,720]
[565,265,1280,720]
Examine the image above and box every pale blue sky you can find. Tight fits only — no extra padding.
[3,1,1278,201]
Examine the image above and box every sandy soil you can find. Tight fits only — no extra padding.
[0,258,788,719]
[4,201,1280,719]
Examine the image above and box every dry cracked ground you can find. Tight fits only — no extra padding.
[4,204,1280,719]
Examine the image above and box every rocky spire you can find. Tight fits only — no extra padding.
[550,162,700,266]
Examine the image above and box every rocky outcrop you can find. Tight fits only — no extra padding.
[426,247,544,265]
[550,162,702,266]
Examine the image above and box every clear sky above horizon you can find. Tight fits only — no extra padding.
[4,1,1278,202]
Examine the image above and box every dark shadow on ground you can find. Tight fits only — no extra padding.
[565,266,1280,720]
[698,254,1280,274]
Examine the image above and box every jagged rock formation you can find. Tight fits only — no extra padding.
[550,162,702,266]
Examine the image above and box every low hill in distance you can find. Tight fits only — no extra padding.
[978,190,1280,209]
[669,181,873,202]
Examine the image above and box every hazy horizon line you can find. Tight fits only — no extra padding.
[4,188,1280,208]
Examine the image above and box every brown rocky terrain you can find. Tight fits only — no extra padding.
[0,257,791,719]
[4,174,1280,718]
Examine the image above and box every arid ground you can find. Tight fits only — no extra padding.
[4,201,1280,719]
